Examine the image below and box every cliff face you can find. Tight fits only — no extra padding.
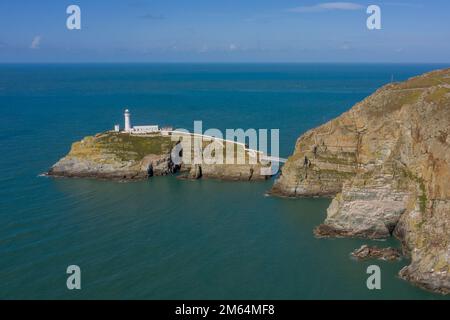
[178,138,271,181]
[49,132,178,180]
[49,132,272,181]
[271,69,450,294]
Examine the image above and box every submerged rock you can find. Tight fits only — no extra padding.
[351,245,402,261]
[272,68,450,294]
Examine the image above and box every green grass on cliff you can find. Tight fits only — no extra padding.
[95,132,177,161]
[373,69,450,116]
[315,152,357,165]
[396,166,428,214]
[425,87,450,104]
[394,69,450,90]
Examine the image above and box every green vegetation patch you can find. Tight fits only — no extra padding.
[388,90,422,110]
[425,87,450,104]
[95,132,177,161]
[397,167,428,214]
[315,152,357,165]
[418,180,427,214]
[366,90,422,117]
[395,71,450,90]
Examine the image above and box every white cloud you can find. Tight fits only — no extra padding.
[228,43,238,51]
[288,2,364,13]
[30,35,41,49]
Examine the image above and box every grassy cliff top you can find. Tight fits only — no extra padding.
[67,131,262,164]
[69,132,178,161]
[391,68,450,90]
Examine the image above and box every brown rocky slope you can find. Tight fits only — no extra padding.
[271,68,450,294]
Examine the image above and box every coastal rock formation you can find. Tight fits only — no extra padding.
[351,245,402,261]
[141,154,175,177]
[49,132,272,181]
[176,134,271,181]
[271,69,450,294]
[182,163,266,181]
[49,132,178,180]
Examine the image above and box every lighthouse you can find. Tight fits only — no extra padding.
[124,109,131,132]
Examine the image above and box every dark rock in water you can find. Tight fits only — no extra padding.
[351,245,402,261]
[314,224,388,239]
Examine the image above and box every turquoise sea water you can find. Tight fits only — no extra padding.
[0,63,449,299]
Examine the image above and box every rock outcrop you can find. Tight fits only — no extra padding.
[175,134,272,181]
[48,132,178,180]
[49,132,272,181]
[351,245,402,261]
[182,163,266,181]
[271,68,450,294]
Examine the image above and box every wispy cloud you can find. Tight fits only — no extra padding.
[228,43,238,51]
[287,2,364,13]
[30,35,41,49]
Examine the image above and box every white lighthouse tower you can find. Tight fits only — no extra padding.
[124,109,131,132]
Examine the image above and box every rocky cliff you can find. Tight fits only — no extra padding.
[49,132,272,181]
[271,68,450,294]
[49,132,177,180]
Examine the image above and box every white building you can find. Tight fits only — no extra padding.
[133,125,159,133]
[124,109,132,132]
[121,109,160,134]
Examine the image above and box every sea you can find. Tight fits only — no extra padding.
[0,63,449,299]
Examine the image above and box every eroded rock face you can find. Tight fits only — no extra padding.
[176,136,272,181]
[315,172,410,239]
[272,69,450,294]
[141,154,175,176]
[396,199,450,294]
[182,163,268,181]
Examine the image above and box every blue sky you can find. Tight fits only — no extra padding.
[0,0,449,62]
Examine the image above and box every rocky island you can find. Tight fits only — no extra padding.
[271,68,450,294]
[48,131,272,181]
